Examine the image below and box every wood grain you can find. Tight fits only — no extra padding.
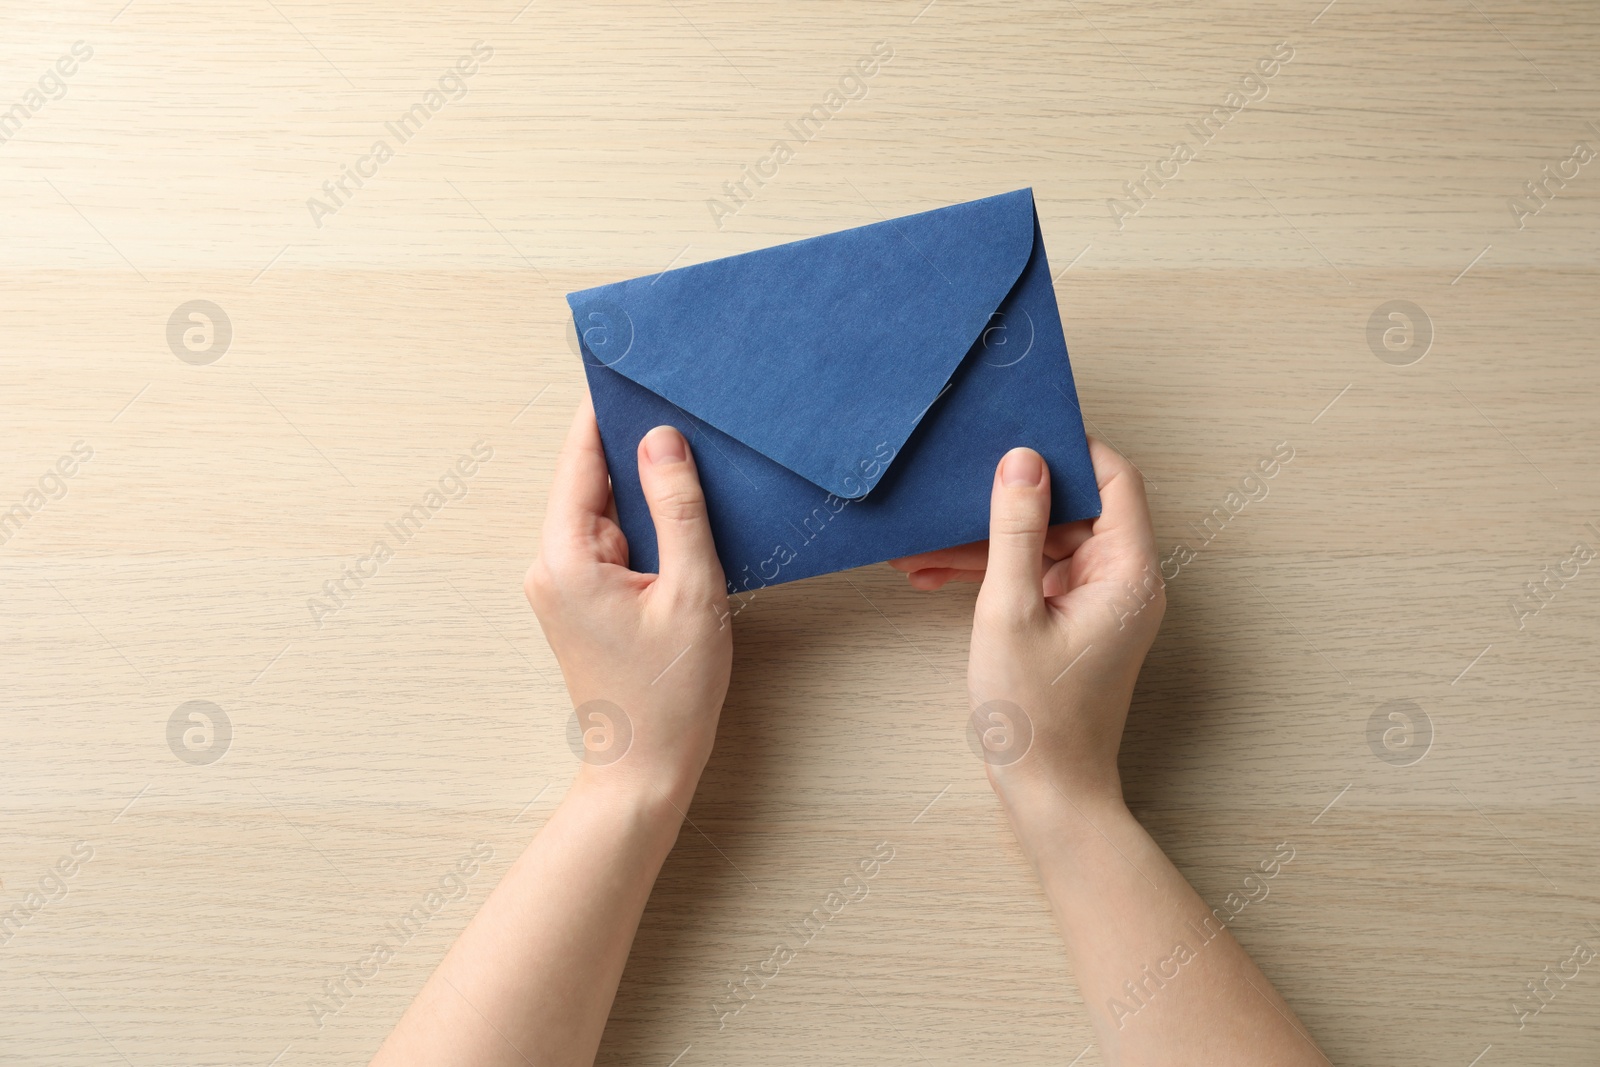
[2,1,1597,1063]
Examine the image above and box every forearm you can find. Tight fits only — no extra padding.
[371,771,686,1067]
[1002,782,1325,1067]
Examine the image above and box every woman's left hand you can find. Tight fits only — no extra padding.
[524,395,733,806]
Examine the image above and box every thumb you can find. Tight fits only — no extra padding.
[978,447,1049,616]
[636,425,723,594]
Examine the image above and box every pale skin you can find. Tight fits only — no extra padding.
[893,440,1327,1065]
[370,397,1327,1066]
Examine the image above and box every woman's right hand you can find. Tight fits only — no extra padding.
[895,439,1165,813]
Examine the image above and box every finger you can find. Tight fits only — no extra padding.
[636,425,724,595]
[904,566,986,591]
[889,537,987,573]
[544,393,613,550]
[888,520,1094,574]
[1058,439,1162,596]
[904,562,1058,591]
[1085,438,1159,561]
[1043,558,1071,599]
[1044,519,1095,560]
[977,447,1050,615]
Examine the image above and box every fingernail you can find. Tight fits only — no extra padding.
[643,425,687,465]
[1001,447,1043,487]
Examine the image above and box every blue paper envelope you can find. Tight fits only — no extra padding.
[566,187,1101,598]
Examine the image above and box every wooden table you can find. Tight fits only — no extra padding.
[3,1,1597,1063]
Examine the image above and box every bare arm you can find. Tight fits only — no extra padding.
[894,441,1326,1065]
[1002,782,1322,1062]
[371,400,731,1067]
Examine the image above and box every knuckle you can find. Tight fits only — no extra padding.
[664,576,725,614]
[650,481,708,526]
[1112,454,1151,499]
[1095,444,1139,485]
[991,510,1047,539]
[523,559,559,611]
[975,588,1040,632]
[654,577,730,630]
[596,524,629,563]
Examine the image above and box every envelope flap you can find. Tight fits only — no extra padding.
[567,188,1038,498]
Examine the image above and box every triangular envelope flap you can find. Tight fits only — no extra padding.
[567,189,1037,499]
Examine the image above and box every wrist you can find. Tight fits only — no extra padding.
[991,767,1129,853]
[572,759,703,830]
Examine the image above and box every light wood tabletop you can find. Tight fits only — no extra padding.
[3,1,1598,1064]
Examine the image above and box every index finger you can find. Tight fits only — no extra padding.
[1079,436,1159,566]
[888,521,1093,574]
[543,392,613,547]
